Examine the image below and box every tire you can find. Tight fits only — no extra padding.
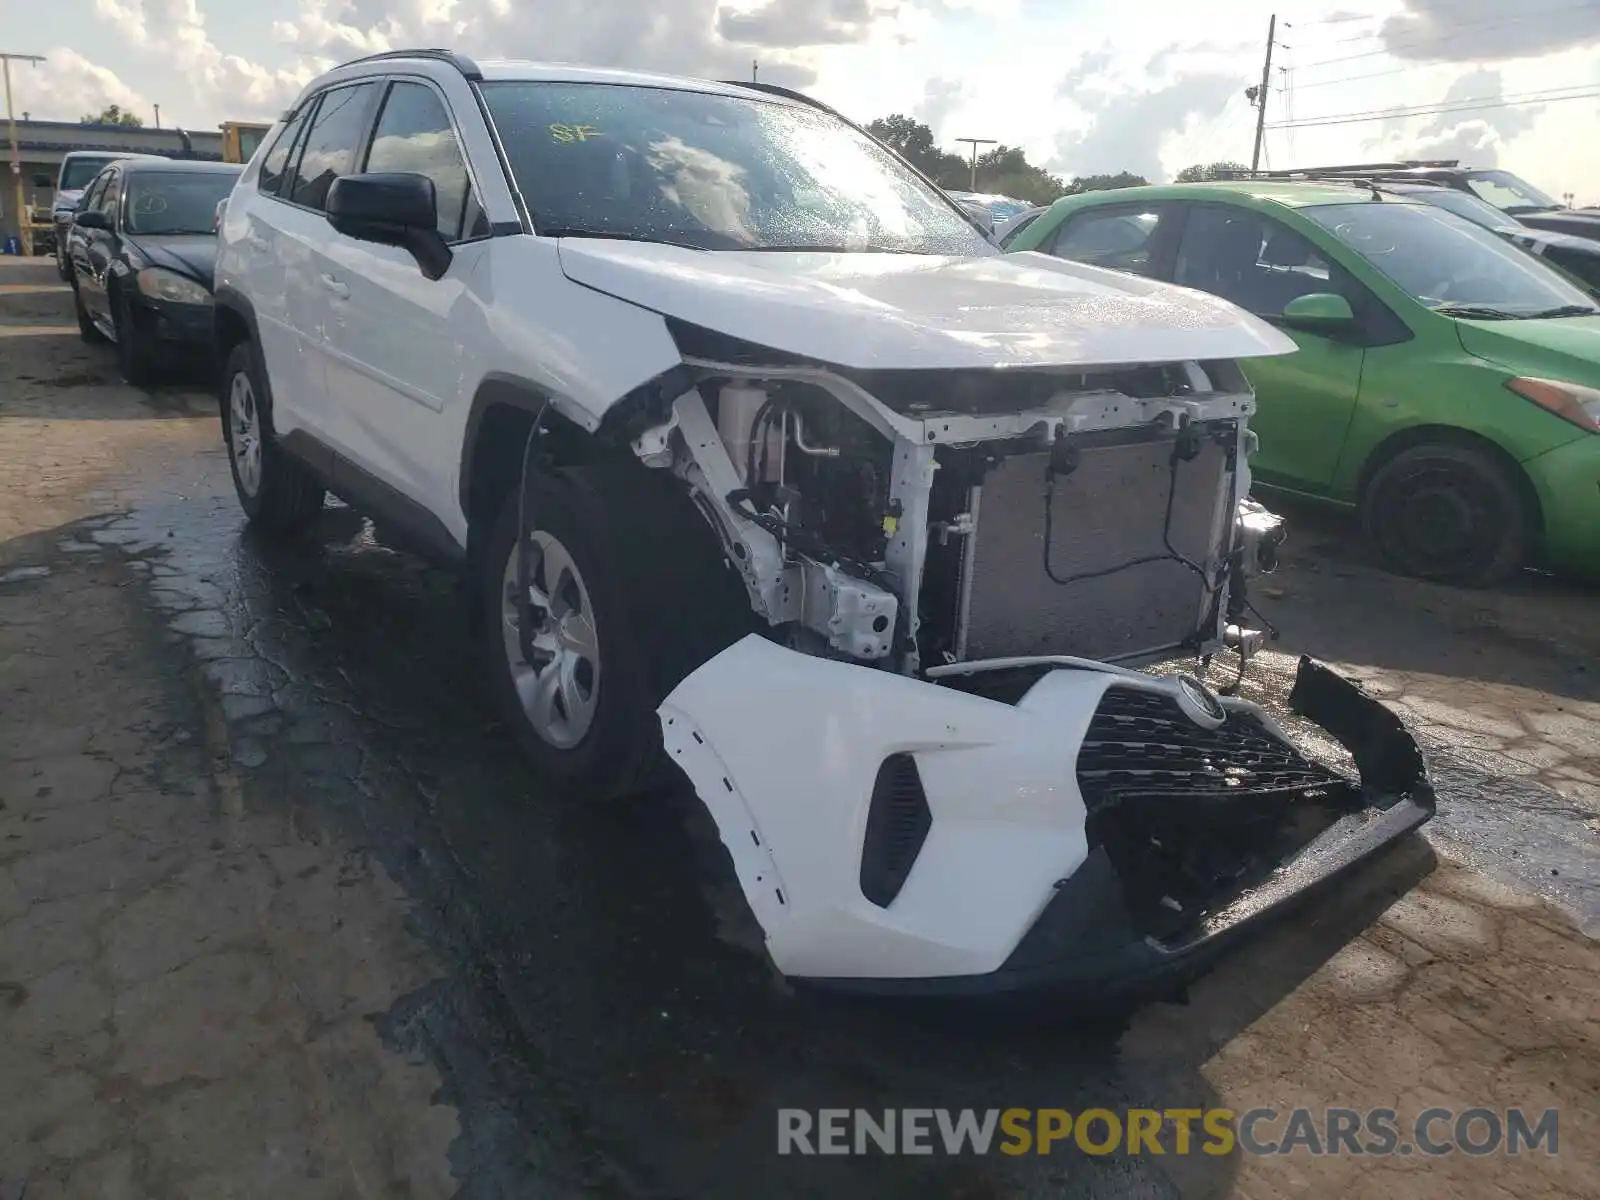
[1361,441,1530,587]
[481,459,751,800]
[111,288,157,387]
[220,339,326,533]
[72,280,105,344]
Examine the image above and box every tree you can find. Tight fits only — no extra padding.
[1065,172,1150,194]
[972,145,1069,205]
[864,114,969,188]
[1175,161,1249,183]
[81,105,144,127]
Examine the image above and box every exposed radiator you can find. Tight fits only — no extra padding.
[956,430,1231,663]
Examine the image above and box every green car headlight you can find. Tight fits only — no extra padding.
[1506,377,1600,433]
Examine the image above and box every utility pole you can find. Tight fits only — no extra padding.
[153,103,161,129]
[1249,14,1276,173]
[955,136,996,191]
[2,52,47,256]
[751,61,758,83]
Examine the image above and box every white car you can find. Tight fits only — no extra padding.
[214,50,1433,997]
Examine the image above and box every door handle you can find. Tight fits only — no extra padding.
[320,273,350,299]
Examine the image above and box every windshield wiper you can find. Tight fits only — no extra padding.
[1431,303,1522,320]
[1522,304,1600,319]
[537,227,705,249]
[741,244,925,254]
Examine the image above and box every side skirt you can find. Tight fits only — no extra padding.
[278,429,466,569]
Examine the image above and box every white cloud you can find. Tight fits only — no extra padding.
[12,48,150,122]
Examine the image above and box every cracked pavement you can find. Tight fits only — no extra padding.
[1,256,1597,1198]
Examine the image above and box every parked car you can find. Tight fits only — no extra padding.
[1369,181,1600,293]
[1262,162,1600,244]
[212,51,1432,999]
[947,190,1032,235]
[67,158,243,384]
[51,151,167,281]
[994,204,1047,247]
[1008,181,1600,585]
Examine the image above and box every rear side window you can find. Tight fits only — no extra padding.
[288,82,381,211]
[258,106,314,197]
[363,81,482,241]
[1050,207,1163,275]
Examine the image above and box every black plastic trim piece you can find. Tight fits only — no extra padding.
[859,754,933,908]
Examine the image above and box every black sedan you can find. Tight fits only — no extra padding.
[66,159,241,385]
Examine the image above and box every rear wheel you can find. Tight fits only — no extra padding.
[221,340,325,533]
[1361,441,1530,586]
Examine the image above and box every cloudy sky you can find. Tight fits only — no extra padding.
[11,0,1600,201]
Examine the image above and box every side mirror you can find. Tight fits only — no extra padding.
[74,210,110,231]
[1279,292,1355,332]
[326,172,451,280]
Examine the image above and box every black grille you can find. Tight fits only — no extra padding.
[1076,686,1344,812]
[859,754,933,908]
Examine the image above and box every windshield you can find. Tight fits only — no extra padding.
[480,82,991,254]
[1464,169,1561,214]
[124,171,241,235]
[61,157,117,190]
[1305,201,1598,318]
[1407,187,1518,231]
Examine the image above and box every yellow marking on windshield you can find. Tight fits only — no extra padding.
[549,124,602,144]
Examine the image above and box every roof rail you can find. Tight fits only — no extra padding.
[717,79,842,119]
[1255,159,1460,178]
[337,48,483,81]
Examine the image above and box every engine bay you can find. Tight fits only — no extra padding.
[632,351,1285,677]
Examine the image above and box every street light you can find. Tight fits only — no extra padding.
[2,51,47,256]
[955,136,996,192]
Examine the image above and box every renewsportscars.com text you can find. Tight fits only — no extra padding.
[777,1107,1559,1157]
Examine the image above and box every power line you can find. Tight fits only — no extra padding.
[1289,0,1593,49]
[1287,11,1377,28]
[1273,81,1600,124]
[1267,86,1600,130]
[1290,4,1600,71]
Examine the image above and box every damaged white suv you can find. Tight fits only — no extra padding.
[215,50,1433,996]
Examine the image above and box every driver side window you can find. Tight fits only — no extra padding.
[1174,205,1345,317]
[79,174,108,215]
[97,173,122,225]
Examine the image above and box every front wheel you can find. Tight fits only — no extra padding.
[1361,441,1530,587]
[111,289,157,387]
[72,280,105,344]
[482,467,662,800]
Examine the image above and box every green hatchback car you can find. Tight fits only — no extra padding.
[1007,181,1600,584]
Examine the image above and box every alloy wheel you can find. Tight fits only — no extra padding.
[500,530,602,749]
[229,371,263,497]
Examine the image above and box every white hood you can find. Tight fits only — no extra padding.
[557,241,1295,371]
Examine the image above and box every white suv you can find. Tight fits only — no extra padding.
[215,49,1433,996]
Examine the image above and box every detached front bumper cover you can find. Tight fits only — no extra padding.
[812,656,1435,999]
